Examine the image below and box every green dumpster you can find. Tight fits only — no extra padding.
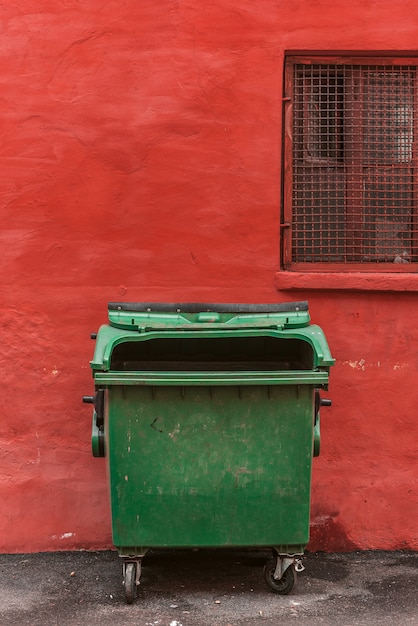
[83,301,334,602]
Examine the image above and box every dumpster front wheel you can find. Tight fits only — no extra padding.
[124,562,137,604]
[263,558,296,594]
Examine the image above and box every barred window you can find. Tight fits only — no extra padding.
[282,56,418,270]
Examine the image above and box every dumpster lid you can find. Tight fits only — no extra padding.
[90,301,334,372]
[107,301,311,331]
[108,301,308,314]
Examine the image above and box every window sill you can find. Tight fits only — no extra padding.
[275,271,418,292]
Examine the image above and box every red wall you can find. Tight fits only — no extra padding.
[1,1,417,553]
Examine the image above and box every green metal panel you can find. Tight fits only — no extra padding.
[106,384,315,552]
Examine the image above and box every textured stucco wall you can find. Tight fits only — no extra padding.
[0,1,417,552]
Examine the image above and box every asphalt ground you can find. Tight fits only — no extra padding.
[0,549,417,625]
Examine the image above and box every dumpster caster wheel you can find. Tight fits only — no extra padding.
[124,562,137,604]
[263,558,296,594]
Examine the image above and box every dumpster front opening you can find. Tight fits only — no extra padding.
[109,336,314,371]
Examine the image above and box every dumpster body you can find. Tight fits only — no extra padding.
[84,302,334,601]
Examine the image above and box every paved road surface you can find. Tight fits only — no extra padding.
[0,549,417,625]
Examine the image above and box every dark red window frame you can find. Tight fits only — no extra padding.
[282,55,418,272]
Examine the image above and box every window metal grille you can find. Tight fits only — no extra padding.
[282,57,418,269]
